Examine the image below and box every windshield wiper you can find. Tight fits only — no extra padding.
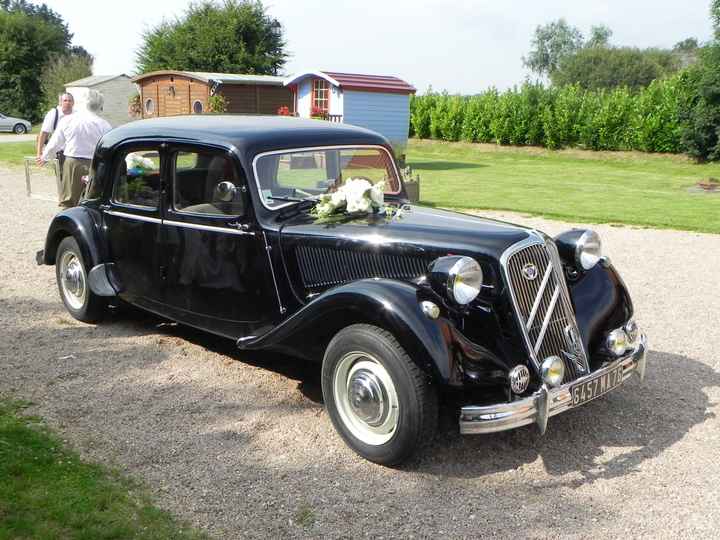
[269,195,318,218]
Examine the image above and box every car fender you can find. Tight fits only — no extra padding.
[238,278,461,384]
[41,207,104,268]
[571,262,634,354]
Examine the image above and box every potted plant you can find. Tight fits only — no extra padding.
[401,165,420,203]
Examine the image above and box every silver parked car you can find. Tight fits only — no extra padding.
[0,112,32,134]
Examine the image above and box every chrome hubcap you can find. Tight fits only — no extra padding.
[348,369,387,426]
[59,252,86,310]
[333,352,399,446]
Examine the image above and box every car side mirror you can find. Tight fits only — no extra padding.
[214,180,237,202]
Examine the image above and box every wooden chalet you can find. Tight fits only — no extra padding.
[131,70,294,118]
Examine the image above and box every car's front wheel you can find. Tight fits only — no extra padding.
[322,324,438,465]
[13,123,27,134]
[55,236,105,323]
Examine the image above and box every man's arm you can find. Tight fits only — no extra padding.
[38,122,66,164]
[36,109,56,159]
[36,132,49,158]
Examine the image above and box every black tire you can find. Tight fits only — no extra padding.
[13,123,27,134]
[322,324,438,465]
[55,236,105,323]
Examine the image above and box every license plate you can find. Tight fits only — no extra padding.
[570,365,624,407]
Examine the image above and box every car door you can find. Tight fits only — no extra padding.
[0,114,9,131]
[103,143,166,311]
[162,145,276,339]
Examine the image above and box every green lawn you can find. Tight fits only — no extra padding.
[407,139,720,234]
[0,398,205,540]
[0,141,35,167]
[3,137,719,233]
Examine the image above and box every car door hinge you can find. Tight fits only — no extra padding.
[227,221,253,232]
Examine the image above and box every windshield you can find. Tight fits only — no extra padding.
[254,146,400,209]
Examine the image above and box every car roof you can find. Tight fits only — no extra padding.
[100,115,391,159]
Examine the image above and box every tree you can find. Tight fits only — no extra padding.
[586,25,612,48]
[551,47,680,90]
[523,19,584,78]
[40,52,93,112]
[136,0,287,76]
[0,2,71,121]
[678,1,720,160]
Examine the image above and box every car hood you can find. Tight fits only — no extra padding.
[278,204,533,261]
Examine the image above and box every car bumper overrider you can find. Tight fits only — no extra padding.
[459,334,647,435]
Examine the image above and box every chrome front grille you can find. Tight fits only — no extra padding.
[503,238,589,383]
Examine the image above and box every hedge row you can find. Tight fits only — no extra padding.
[409,75,695,153]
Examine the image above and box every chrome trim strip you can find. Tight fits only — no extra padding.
[105,210,161,224]
[459,334,647,435]
[251,144,402,212]
[525,260,553,331]
[163,219,255,236]
[262,231,285,315]
[533,285,560,355]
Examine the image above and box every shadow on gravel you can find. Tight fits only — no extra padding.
[407,349,719,486]
[5,296,715,491]
[126,310,719,488]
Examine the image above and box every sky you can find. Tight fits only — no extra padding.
[43,0,715,94]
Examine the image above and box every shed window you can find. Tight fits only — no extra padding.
[192,100,203,114]
[312,79,329,113]
[144,98,154,114]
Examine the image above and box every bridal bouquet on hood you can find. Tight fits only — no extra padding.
[314,178,385,218]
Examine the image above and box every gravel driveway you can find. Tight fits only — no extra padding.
[1,165,719,538]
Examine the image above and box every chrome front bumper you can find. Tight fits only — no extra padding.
[459,335,647,435]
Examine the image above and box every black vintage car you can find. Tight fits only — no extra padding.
[37,116,647,465]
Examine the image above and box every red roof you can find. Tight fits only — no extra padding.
[322,71,416,95]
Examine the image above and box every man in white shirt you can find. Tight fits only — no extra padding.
[39,89,112,208]
[36,93,74,181]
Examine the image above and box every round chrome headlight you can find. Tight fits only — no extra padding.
[448,257,483,305]
[541,356,565,387]
[606,328,629,356]
[428,255,484,305]
[576,230,602,270]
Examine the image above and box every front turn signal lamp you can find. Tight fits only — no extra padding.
[541,356,565,386]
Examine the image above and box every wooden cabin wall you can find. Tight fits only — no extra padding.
[137,76,292,117]
[219,85,293,114]
[139,75,209,118]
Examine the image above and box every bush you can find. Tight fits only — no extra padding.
[410,77,692,155]
[679,45,720,161]
[410,91,436,139]
[461,90,498,143]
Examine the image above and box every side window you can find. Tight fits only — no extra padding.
[84,159,106,200]
[113,149,161,208]
[173,150,245,216]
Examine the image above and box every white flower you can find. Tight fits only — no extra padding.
[330,189,346,207]
[369,180,385,207]
[347,194,371,213]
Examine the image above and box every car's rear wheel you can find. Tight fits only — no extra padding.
[322,324,438,465]
[55,236,105,323]
[13,123,27,134]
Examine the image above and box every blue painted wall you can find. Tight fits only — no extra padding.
[342,90,410,154]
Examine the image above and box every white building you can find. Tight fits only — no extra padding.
[284,71,415,157]
[64,74,136,127]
